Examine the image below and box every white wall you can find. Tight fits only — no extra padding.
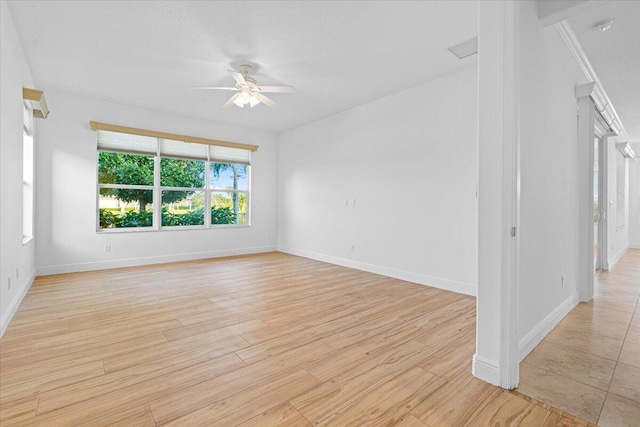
[630,153,640,249]
[35,91,279,275]
[607,138,631,264]
[0,0,37,336]
[277,66,478,296]
[516,3,590,359]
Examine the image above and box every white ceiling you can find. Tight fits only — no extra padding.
[569,0,640,142]
[7,1,478,134]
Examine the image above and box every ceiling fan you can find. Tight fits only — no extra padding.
[191,65,295,108]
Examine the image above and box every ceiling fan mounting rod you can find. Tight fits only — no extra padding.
[240,64,252,76]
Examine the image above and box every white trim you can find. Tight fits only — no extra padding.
[278,246,476,297]
[36,245,277,276]
[518,293,578,362]
[499,0,520,390]
[608,246,629,270]
[555,21,624,136]
[576,86,597,302]
[0,272,36,338]
[631,243,640,249]
[472,354,501,386]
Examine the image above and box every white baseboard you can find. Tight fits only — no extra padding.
[277,246,476,296]
[608,246,629,270]
[629,243,640,249]
[518,292,578,362]
[472,354,501,386]
[36,245,278,276]
[0,271,35,338]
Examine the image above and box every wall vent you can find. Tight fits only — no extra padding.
[446,36,478,60]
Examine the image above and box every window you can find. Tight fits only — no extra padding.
[23,104,34,243]
[616,151,625,230]
[97,130,251,231]
[211,163,249,225]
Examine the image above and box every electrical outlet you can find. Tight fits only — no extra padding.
[352,199,356,207]
[104,244,111,253]
[561,274,565,288]
[345,199,349,206]
[350,244,355,252]
[7,277,11,290]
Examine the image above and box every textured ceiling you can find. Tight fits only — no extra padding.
[7,1,478,133]
[569,0,640,142]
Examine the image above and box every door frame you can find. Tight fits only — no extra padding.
[594,119,609,272]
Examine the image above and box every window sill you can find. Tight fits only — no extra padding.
[22,236,34,245]
[96,224,250,234]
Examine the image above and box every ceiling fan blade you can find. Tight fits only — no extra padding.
[256,85,295,93]
[230,71,247,87]
[190,86,239,91]
[223,92,241,108]
[254,92,278,108]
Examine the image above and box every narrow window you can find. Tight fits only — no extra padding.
[23,104,34,243]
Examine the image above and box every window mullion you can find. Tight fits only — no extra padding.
[153,140,161,230]
[205,160,211,228]
[99,183,153,190]
[160,186,205,192]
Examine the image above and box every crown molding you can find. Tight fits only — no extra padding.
[556,21,623,136]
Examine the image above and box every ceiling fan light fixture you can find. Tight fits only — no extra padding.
[233,96,245,108]
[249,96,260,107]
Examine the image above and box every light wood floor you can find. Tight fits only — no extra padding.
[1,252,598,426]
[518,249,640,426]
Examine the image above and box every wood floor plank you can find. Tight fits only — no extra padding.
[419,331,476,379]
[76,404,156,427]
[0,360,104,403]
[103,331,249,374]
[235,402,312,427]
[0,332,168,381]
[0,394,38,425]
[23,353,245,426]
[305,332,428,383]
[149,340,334,425]
[465,391,550,427]
[411,370,502,426]
[37,336,248,413]
[162,318,267,342]
[395,413,432,426]
[292,341,442,425]
[160,369,320,426]
[311,367,444,427]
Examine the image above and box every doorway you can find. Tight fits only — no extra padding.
[593,136,604,273]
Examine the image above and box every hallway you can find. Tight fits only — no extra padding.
[518,249,640,426]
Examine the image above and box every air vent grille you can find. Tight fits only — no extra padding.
[447,36,478,59]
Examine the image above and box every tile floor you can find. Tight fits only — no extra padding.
[518,249,640,426]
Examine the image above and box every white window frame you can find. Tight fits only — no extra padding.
[22,103,34,244]
[96,137,251,233]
